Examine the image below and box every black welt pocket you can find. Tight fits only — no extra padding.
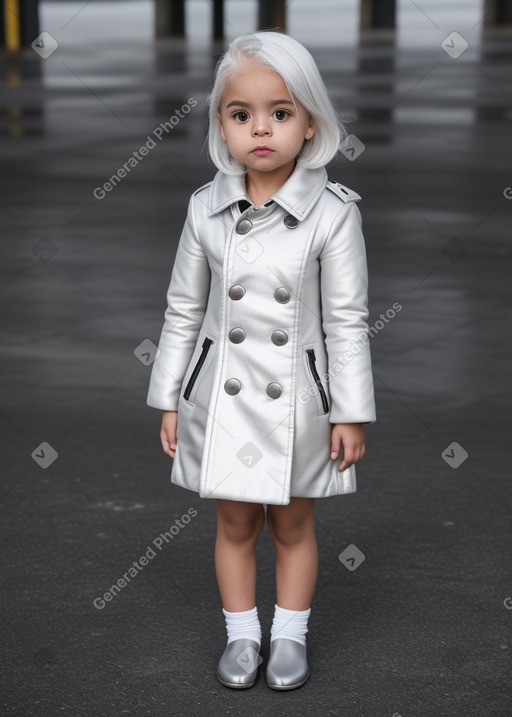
[306,348,329,414]
[183,337,214,401]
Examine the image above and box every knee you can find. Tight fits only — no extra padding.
[218,507,264,544]
[267,514,314,547]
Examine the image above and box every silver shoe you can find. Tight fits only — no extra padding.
[217,638,262,689]
[266,638,309,690]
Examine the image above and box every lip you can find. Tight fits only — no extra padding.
[251,146,274,156]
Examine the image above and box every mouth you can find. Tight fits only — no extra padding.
[251,146,274,156]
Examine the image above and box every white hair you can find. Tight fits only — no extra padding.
[206,31,348,176]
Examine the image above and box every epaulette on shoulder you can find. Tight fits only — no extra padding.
[326,179,362,204]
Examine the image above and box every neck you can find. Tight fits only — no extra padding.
[244,161,296,206]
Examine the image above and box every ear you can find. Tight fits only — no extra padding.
[216,111,226,142]
[304,116,316,141]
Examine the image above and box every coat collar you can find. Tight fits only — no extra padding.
[208,165,328,222]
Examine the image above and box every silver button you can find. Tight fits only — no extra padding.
[284,215,298,229]
[236,218,253,234]
[274,287,290,303]
[225,378,241,395]
[229,284,246,300]
[271,330,288,346]
[229,327,246,344]
[266,382,282,399]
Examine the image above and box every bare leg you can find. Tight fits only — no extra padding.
[266,497,318,610]
[215,499,265,611]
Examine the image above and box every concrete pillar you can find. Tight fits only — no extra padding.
[483,0,512,26]
[1,0,40,49]
[155,0,185,39]
[257,0,286,31]
[360,0,396,29]
[212,0,224,40]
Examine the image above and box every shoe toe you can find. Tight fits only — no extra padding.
[217,638,262,689]
[266,638,309,690]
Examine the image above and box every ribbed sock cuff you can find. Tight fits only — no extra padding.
[222,606,262,646]
[270,603,311,645]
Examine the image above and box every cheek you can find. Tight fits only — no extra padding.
[286,129,306,147]
[226,131,243,145]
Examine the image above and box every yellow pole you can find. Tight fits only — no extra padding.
[4,0,22,51]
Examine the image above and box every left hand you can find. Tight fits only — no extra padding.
[330,423,366,472]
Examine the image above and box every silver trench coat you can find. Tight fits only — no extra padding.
[147,164,376,505]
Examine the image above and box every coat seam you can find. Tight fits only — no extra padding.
[199,208,235,498]
[285,226,322,501]
[319,200,353,256]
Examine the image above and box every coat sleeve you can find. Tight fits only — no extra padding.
[146,192,211,411]
[319,200,376,425]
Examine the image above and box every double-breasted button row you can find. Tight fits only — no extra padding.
[229,284,290,304]
[228,327,288,346]
[225,282,291,399]
[235,215,298,234]
[224,378,283,400]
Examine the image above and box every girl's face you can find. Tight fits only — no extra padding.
[216,60,315,182]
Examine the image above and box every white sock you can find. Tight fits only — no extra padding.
[270,603,311,646]
[222,606,262,647]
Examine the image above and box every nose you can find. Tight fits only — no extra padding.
[251,114,271,136]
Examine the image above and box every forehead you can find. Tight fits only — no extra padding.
[219,61,291,105]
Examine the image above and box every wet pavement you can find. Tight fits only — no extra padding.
[1,3,512,715]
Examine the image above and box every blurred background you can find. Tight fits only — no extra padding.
[35,0,495,47]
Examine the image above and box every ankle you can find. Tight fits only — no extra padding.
[270,603,311,646]
[222,606,262,647]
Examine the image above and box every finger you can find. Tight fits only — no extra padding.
[353,444,365,463]
[339,443,367,470]
[330,434,342,460]
[338,446,356,472]
[160,431,176,457]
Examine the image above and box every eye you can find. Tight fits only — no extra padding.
[273,110,290,121]
[233,111,249,122]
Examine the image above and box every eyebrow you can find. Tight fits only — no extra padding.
[225,99,295,109]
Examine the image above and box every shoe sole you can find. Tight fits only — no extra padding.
[217,671,256,689]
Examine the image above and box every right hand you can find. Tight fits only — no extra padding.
[160,410,178,458]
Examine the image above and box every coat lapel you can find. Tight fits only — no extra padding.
[208,165,328,221]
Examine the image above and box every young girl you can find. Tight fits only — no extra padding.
[147,30,376,691]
